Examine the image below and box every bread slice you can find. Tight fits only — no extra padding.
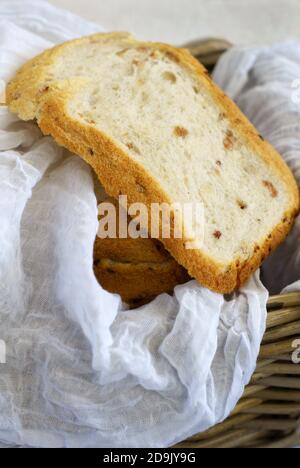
[94,192,189,304]
[94,189,172,264]
[7,32,300,293]
[94,257,190,306]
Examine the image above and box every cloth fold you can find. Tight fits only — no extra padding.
[0,0,297,448]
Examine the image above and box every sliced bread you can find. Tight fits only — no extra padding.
[7,32,300,293]
[94,257,190,306]
[94,193,190,304]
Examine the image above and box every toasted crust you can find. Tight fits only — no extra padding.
[95,196,172,263]
[94,257,190,305]
[94,235,171,264]
[6,32,300,293]
[94,200,190,304]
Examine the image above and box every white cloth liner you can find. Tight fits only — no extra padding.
[0,0,297,448]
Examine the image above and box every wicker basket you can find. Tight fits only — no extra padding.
[175,40,300,449]
[176,293,300,448]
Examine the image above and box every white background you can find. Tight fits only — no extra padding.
[48,0,300,46]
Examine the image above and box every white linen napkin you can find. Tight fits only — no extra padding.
[0,0,285,448]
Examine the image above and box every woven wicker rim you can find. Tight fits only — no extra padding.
[175,292,300,448]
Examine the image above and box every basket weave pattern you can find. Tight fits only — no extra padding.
[175,40,300,448]
[177,293,300,448]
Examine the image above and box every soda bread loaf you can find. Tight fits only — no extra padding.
[7,32,300,293]
[94,194,190,304]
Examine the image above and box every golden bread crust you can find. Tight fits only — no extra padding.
[95,196,172,263]
[94,257,190,305]
[94,199,190,303]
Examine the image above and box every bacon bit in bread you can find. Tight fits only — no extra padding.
[263,180,278,198]
[132,59,140,66]
[137,47,147,53]
[216,160,222,167]
[84,115,95,124]
[162,71,177,83]
[223,130,236,150]
[254,245,260,253]
[126,142,141,154]
[150,50,159,59]
[174,126,189,138]
[219,112,226,121]
[166,51,180,63]
[237,200,247,210]
[213,230,222,239]
[116,48,129,56]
